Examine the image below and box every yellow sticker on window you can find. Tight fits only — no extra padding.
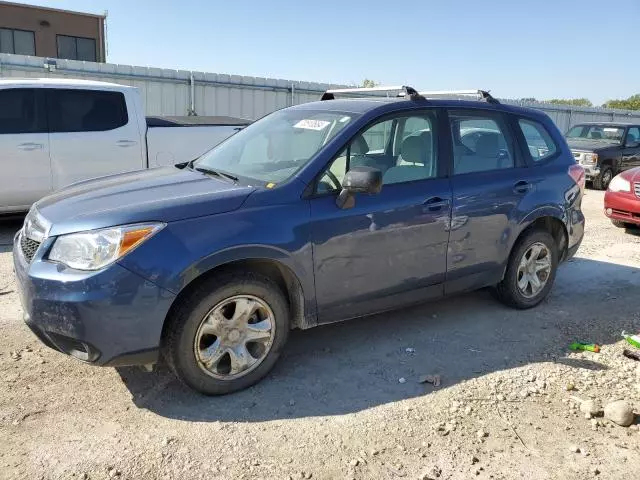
[266,182,276,189]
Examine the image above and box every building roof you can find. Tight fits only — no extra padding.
[0,1,106,19]
[0,78,131,89]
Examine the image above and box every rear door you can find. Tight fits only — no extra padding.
[445,108,532,294]
[621,126,640,171]
[0,88,51,211]
[46,88,143,190]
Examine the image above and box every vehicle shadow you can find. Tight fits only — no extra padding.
[0,217,23,254]
[117,257,640,423]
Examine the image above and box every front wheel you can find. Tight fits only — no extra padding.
[163,271,290,395]
[593,167,613,190]
[494,229,559,309]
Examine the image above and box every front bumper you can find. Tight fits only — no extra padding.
[13,231,176,366]
[604,190,640,225]
[582,165,600,179]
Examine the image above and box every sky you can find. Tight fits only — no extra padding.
[15,0,640,105]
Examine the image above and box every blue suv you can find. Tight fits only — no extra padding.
[13,87,585,395]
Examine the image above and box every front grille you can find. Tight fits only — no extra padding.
[20,234,41,263]
[635,182,640,198]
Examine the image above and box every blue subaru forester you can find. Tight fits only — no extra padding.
[13,87,585,395]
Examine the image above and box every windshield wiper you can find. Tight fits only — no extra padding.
[194,166,239,183]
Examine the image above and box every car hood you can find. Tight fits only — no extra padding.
[621,166,640,183]
[566,138,619,152]
[35,166,256,236]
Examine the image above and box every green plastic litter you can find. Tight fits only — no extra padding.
[622,331,640,349]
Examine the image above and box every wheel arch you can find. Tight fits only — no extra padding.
[161,247,315,345]
[509,209,569,273]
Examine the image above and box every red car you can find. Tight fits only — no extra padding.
[604,167,640,227]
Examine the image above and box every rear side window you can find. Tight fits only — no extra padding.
[518,119,557,162]
[0,89,44,134]
[449,111,514,175]
[48,89,128,133]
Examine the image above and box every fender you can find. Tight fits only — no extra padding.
[513,204,569,250]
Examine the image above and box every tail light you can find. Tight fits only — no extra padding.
[568,164,585,190]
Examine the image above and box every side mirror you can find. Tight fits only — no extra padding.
[336,166,382,209]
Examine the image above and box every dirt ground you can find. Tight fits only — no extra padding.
[1,190,639,480]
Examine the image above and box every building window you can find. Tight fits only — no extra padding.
[56,35,96,62]
[0,28,36,55]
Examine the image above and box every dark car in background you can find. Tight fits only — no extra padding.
[13,86,585,395]
[566,122,640,189]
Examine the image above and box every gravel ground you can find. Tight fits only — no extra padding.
[1,190,639,480]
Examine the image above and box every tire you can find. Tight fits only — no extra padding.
[494,229,559,309]
[593,167,613,190]
[163,271,290,395]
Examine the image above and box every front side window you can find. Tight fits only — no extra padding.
[450,111,514,175]
[57,35,97,62]
[47,90,128,132]
[0,28,35,55]
[566,124,625,144]
[0,89,43,134]
[518,119,558,162]
[316,112,438,192]
[194,109,357,185]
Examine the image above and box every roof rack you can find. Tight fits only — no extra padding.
[409,89,500,104]
[320,85,425,101]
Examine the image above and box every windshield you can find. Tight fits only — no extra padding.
[193,109,358,185]
[566,125,624,144]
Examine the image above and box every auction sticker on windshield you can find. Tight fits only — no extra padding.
[294,119,331,130]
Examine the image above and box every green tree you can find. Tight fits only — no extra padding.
[361,79,379,88]
[603,94,640,110]
[520,97,538,103]
[545,98,593,107]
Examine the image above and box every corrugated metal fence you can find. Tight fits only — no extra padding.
[2,53,640,131]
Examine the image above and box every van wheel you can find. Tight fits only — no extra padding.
[494,229,559,309]
[163,272,289,395]
[593,167,613,190]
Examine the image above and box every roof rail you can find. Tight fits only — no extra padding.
[409,89,499,104]
[321,85,425,101]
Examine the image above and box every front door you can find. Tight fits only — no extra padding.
[46,88,143,190]
[621,127,640,171]
[309,110,452,323]
[0,88,51,211]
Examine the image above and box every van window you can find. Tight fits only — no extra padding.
[0,89,44,134]
[48,90,128,133]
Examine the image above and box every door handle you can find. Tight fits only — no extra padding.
[17,142,44,151]
[423,197,450,211]
[116,140,137,147]
[513,181,531,194]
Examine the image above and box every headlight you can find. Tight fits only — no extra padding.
[48,223,165,271]
[584,153,598,164]
[608,174,631,193]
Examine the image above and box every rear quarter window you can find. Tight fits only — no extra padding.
[518,119,558,163]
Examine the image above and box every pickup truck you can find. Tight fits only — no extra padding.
[566,122,640,189]
[0,78,250,213]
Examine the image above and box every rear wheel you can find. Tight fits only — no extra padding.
[163,271,289,395]
[593,167,613,190]
[494,229,559,309]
